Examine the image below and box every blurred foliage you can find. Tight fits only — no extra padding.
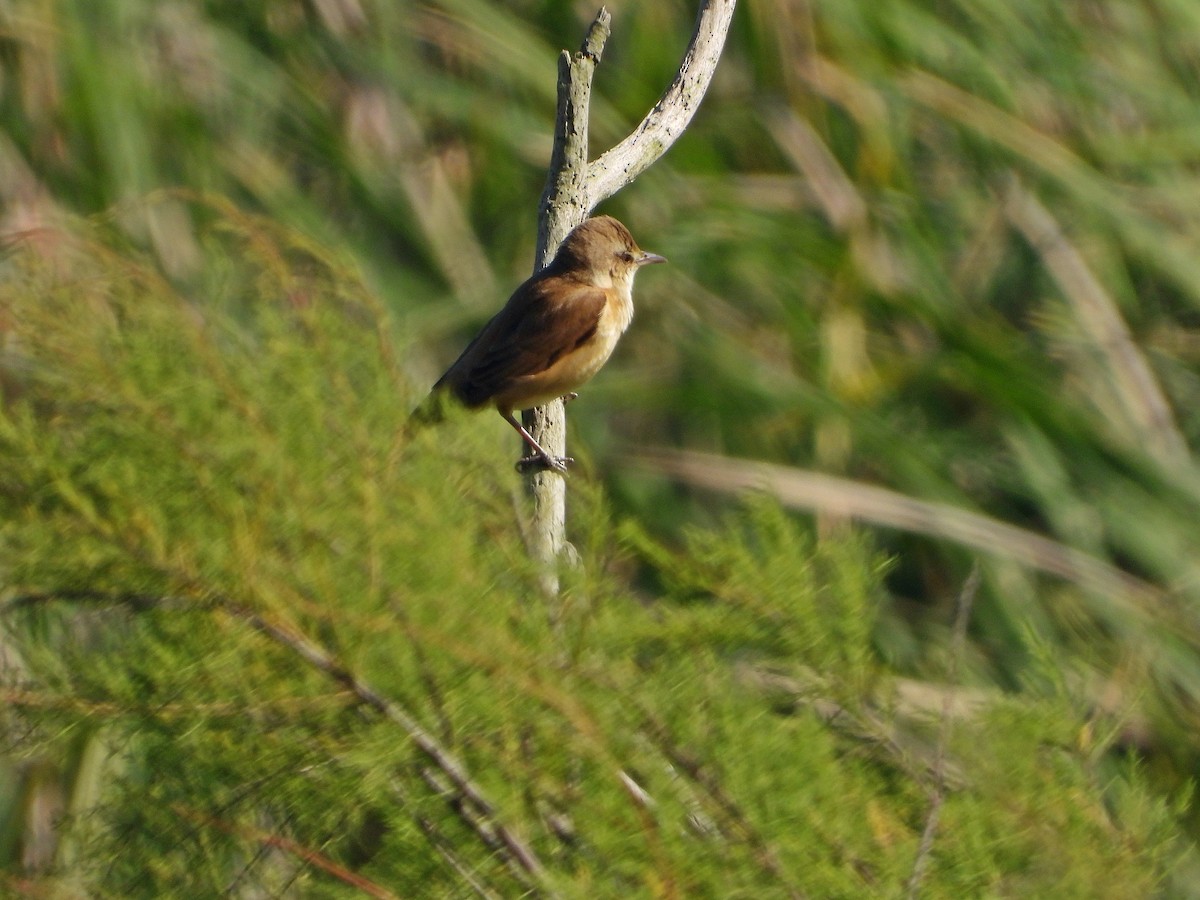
[0,210,1187,894]
[2,0,1200,891]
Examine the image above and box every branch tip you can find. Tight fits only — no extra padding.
[581,7,612,63]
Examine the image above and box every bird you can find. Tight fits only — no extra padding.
[413,215,666,473]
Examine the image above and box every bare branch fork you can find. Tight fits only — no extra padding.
[523,1,737,586]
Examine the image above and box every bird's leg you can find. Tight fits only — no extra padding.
[501,410,573,475]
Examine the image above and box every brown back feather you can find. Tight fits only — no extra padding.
[435,273,606,409]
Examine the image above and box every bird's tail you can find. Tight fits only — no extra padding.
[405,389,447,433]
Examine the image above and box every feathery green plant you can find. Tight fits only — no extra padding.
[3,0,1200,889]
[0,208,1187,894]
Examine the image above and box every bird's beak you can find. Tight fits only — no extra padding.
[637,251,667,266]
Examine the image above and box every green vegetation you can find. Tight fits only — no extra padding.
[2,0,1200,894]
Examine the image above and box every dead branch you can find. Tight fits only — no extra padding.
[523,2,737,593]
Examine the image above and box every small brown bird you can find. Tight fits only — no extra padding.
[415,215,665,473]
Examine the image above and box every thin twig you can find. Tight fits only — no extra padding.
[734,665,969,791]
[170,802,399,900]
[226,604,551,889]
[415,814,504,900]
[419,768,538,895]
[905,563,980,899]
[6,590,553,894]
[642,716,807,899]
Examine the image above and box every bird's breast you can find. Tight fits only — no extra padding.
[492,284,633,412]
[581,284,633,372]
[552,289,629,385]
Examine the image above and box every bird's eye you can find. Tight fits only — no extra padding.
[619,250,635,262]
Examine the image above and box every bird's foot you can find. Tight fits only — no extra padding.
[561,392,579,403]
[516,452,574,475]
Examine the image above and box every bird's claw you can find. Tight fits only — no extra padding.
[516,453,574,475]
[562,392,579,403]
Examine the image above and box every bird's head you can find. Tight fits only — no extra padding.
[552,216,666,288]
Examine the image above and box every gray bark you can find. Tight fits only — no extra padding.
[524,2,737,593]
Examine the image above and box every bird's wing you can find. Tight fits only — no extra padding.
[438,275,606,409]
